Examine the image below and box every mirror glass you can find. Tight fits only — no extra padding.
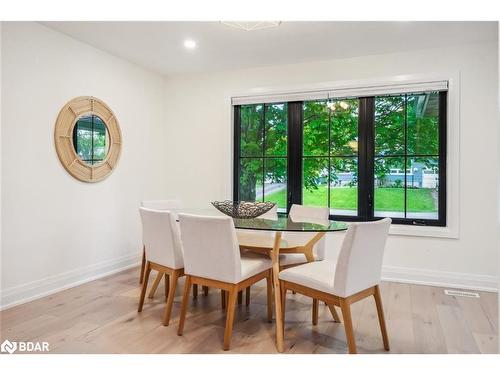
[72,114,109,165]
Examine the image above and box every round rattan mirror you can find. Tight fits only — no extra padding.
[54,96,122,182]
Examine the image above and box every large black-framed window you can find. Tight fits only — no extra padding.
[233,91,447,226]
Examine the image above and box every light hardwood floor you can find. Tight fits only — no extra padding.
[0,267,497,354]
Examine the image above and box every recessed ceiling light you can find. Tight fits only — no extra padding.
[184,39,197,50]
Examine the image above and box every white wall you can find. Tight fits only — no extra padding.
[0,22,168,308]
[163,41,499,291]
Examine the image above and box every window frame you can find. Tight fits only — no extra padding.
[367,92,447,226]
[233,91,447,227]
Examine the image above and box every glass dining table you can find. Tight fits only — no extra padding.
[175,207,349,353]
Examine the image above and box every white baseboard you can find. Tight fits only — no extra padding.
[0,253,141,311]
[382,265,498,292]
[1,258,496,311]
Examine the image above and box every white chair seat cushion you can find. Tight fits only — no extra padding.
[279,253,307,266]
[279,260,336,294]
[240,255,273,282]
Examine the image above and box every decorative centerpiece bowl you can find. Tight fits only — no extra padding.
[211,200,276,219]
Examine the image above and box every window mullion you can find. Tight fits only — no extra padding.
[327,102,332,211]
[233,106,241,201]
[404,94,408,219]
[287,101,303,212]
[262,104,266,201]
[358,97,375,220]
[438,91,447,225]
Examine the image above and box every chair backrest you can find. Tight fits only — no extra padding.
[140,199,182,210]
[179,214,242,283]
[139,208,184,269]
[333,218,391,297]
[285,204,330,260]
[289,204,329,220]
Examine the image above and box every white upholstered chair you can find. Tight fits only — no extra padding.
[138,208,184,326]
[279,218,392,354]
[177,214,273,350]
[139,200,182,284]
[140,199,208,300]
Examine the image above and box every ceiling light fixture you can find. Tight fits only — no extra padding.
[327,99,350,112]
[183,39,197,50]
[220,21,282,32]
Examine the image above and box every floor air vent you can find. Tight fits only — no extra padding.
[444,289,480,298]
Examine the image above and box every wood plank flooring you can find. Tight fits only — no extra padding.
[0,267,497,354]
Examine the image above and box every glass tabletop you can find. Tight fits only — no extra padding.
[175,208,349,232]
[233,216,348,232]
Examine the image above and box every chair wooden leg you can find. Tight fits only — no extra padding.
[203,286,209,296]
[223,287,237,350]
[164,274,170,301]
[280,281,286,331]
[237,290,243,305]
[312,298,319,325]
[177,276,192,336]
[163,271,179,326]
[138,261,151,312]
[266,276,272,322]
[374,285,390,351]
[271,232,284,353]
[139,246,146,284]
[148,272,163,299]
[340,299,357,354]
[246,286,251,307]
[192,284,198,299]
[327,303,341,323]
[221,289,226,309]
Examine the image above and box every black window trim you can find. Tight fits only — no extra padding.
[233,91,447,227]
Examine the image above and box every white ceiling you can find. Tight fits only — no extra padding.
[42,21,497,76]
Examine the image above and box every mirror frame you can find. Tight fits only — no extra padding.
[54,96,122,182]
